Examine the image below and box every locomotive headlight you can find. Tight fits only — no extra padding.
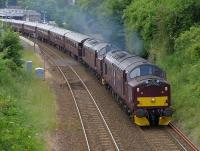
[137,88,140,92]
[164,86,168,91]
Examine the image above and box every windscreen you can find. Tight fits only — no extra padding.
[129,65,165,79]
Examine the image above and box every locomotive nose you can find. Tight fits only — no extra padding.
[135,80,170,107]
[132,79,173,126]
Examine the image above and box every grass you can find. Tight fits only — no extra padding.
[0,46,57,150]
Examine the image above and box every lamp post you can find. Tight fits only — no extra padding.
[43,11,46,24]
[25,6,30,21]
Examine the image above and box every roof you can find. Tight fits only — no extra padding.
[0,9,41,18]
[24,21,37,27]
[94,43,110,52]
[36,23,54,31]
[0,9,24,17]
[84,39,108,51]
[105,50,149,73]
[49,27,72,36]
[65,32,91,43]
[1,19,25,24]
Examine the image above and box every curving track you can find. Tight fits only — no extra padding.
[30,38,199,151]
[38,43,119,151]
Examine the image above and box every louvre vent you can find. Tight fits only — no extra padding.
[112,52,127,59]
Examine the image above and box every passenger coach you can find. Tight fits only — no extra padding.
[23,22,37,37]
[64,32,90,59]
[49,27,71,50]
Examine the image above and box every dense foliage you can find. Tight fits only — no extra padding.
[0,30,23,70]
[124,0,200,58]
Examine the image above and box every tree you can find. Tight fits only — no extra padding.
[1,30,23,68]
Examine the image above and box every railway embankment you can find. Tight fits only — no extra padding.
[158,26,200,147]
[0,30,56,150]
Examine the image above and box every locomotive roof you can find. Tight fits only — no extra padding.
[106,50,150,73]
[84,39,110,52]
[49,27,72,36]
[65,32,91,43]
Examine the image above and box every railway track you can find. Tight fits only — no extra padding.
[139,127,185,151]
[30,38,199,151]
[139,124,200,151]
[37,43,119,151]
[169,123,199,151]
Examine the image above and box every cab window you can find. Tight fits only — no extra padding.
[129,65,164,79]
[130,67,140,79]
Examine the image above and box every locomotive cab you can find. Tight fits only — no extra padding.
[128,64,173,126]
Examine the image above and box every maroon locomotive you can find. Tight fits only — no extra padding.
[103,51,173,125]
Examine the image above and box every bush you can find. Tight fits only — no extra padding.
[1,30,23,67]
[175,26,200,62]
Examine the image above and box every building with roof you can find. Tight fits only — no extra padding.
[0,8,41,22]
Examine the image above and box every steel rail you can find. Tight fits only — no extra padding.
[169,123,200,151]
[38,42,120,151]
[39,44,91,151]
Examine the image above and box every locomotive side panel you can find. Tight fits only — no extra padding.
[83,47,90,65]
[96,58,103,76]
[113,67,123,97]
[103,60,111,86]
[90,50,96,70]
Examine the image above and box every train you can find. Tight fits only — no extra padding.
[1,19,174,126]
